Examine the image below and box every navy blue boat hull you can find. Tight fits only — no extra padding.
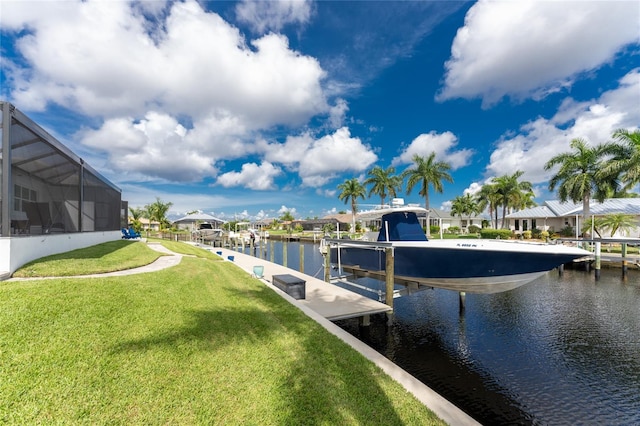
[330,243,586,293]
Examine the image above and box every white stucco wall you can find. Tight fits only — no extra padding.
[0,231,121,276]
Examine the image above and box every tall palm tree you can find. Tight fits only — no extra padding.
[337,178,366,233]
[476,183,501,229]
[544,138,622,222]
[511,187,537,211]
[401,153,453,236]
[492,171,533,228]
[607,129,640,191]
[364,166,402,207]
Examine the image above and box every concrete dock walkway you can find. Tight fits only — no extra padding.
[206,245,393,321]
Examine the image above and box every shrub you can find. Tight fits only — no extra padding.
[559,226,575,237]
[430,225,440,235]
[448,226,461,234]
[541,231,550,241]
[468,225,481,234]
[523,230,532,239]
[480,228,512,239]
[531,228,542,239]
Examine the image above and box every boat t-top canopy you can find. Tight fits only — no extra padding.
[357,198,427,221]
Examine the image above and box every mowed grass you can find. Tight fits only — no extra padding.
[11,240,162,277]
[0,247,444,425]
[149,238,223,260]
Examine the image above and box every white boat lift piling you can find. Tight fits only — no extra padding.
[558,237,640,281]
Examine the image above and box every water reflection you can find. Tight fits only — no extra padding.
[238,242,640,425]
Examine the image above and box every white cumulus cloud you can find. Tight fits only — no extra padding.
[80,111,216,182]
[392,130,474,170]
[261,127,378,187]
[217,162,282,190]
[235,0,313,33]
[485,69,640,185]
[438,0,640,107]
[2,0,334,184]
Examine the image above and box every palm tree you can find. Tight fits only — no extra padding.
[401,153,453,236]
[491,171,533,228]
[544,138,623,223]
[511,187,537,211]
[476,183,501,229]
[607,129,640,192]
[451,194,480,232]
[128,207,145,233]
[279,211,295,234]
[145,197,173,230]
[598,213,638,237]
[337,178,366,233]
[364,166,402,207]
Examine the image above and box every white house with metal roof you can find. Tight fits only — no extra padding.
[429,208,489,233]
[505,199,640,237]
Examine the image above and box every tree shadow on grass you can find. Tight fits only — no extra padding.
[110,284,423,425]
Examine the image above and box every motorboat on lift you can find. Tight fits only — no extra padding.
[326,200,591,294]
[192,223,225,242]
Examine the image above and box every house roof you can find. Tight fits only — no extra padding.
[173,213,226,224]
[322,213,353,223]
[506,205,555,218]
[431,208,491,220]
[507,198,640,218]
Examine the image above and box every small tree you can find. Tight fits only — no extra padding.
[599,213,638,237]
[128,207,144,233]
[322,223,335,235]
[145,197,173,230]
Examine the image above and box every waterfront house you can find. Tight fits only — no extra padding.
[0,102,123,278]
[505,199,640,237]
[429,208,488,233]
[138,217,161,232]
[320,213,353,232]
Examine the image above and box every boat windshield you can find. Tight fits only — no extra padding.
[377,211,427,242]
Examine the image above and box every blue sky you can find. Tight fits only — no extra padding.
[1,0,639,221]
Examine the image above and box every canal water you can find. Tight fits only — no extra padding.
[238,241,640,425]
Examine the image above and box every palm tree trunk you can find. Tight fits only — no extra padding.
[351,199,356,233]
[582,194,590,237]
[424,191,431,237]
[501,205,508,229]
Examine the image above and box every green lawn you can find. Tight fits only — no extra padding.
[0,245,444,425]
[11,240,162,277]
[149,238,223,260]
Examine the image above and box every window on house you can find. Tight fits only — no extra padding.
[515,219,520,231]
[13,184,37,212]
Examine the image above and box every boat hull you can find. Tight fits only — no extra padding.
[330,240,589,294]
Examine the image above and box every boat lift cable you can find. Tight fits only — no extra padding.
[311,265,324,279]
